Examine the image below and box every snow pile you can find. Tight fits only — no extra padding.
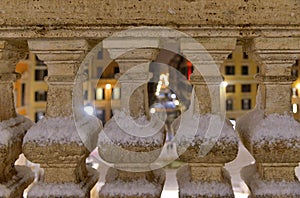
[29,182,85,197]
[237,109,300,145]
[99,111,164,147]
[172,113,238,146]
[101,179,161,197]
[241,164,300,196]
[23,117,83,146]
[0,115,33,146]
[100,168,165,197]
[177,165,234,197]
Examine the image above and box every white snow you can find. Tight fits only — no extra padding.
[177,165,234,197]
[28,182,85,197]
[0,115,33,146]
[98,111,164,146]
[172,113,238,146]
[100,168,165,197]
[101,179,161,196]
[241,164,300,196]
[23,117,83,146]
[237,109,300,146]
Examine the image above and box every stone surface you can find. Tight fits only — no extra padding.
[99,168,165,198]
[23,39,100,197]
[0,166,34,198]
[0,1,300,27]
[27,167,98,198]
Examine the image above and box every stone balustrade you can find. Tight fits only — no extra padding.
[0,2,299,197]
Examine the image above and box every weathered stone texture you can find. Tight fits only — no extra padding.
[0,0,300,27]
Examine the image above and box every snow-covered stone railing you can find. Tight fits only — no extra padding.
[237,37,300,198]
[22,39,101,198]
[173,37,239,198]
[0,40,34,198]
[98,39,166,198]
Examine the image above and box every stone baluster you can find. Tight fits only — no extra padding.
[175,37,239,198]
[98,38,166,198]
[0,40,34,198]
[237,37,300,198]
[23,39,100,198]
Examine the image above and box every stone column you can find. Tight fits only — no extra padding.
[0,40,34,198]
[237,37,300,198]
[23,39,100,198]
[98,38,166,198]
[175,37,239,198]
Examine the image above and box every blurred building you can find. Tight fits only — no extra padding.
[83,49,121,124]
[15,53,48,122]
[292,60,300,121]
[221,45,259,120]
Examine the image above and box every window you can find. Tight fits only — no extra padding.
[84,68,89,77]
[241,84,251,92]
[83,90,88,100]
[292,88,298,97]
[97,50,103,60]
[112,87,121,100]
[225,66,235,75]
[35,91,47,101]
[35,69,48,81]
[227,53,233,59]
[97,67,103,78]
[21,83,26,106]
[96,109,106,124]
[292,68,298,78]
[241,65,249,75]
[226,99,233,111]
[96,88,105,100]
[226,85,235,93]
[114,67,120,74]
[35,111,45,122]
[257,66,260,74]
[242,99,251,110]
[243,52,248,59]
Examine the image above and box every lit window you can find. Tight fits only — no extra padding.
[242,99,251,110]
[293,104,298,114]
[225,66,235,75]
[241,84,251,92]
[226,99,233,111]
[96,88,104,100]
[112,87,121,100]
[226,85,235,93]
[241,65,249,75]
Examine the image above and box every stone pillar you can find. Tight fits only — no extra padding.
[104,38,159,117]
[237,37,300,198]
[98,38,165,198]
[23,39,100,198]
[175,38,239,198]
[0,40,34,198]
